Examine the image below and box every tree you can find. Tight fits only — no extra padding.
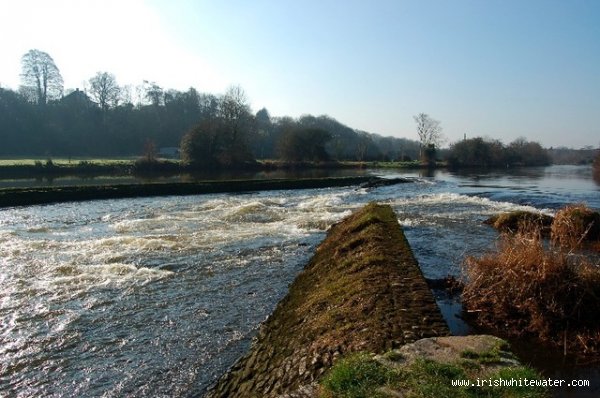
[218,85,255,164]
[253,108,273,158]
[142,138,157,162]
[278,128,331,162]
[355,134,371,162]
[447,136,550,168]
[447,137,497,168]
[20,49,63,105]
[143,80,164,107]
[88,72,120,111]
[508,138,550,166]
[180,119,223,167]
[414,113,443,160]
[179,87,256,168]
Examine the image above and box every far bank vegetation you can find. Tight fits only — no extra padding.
[3,48,563,172]
[447,137,551,168]
[594,151,600,182]
[2,47,421,164]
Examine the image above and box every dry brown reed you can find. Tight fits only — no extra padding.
[551,204,600,251]
[463,208,600,356]
[484,211,553,235]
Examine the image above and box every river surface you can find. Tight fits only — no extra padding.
[1,165,598,397]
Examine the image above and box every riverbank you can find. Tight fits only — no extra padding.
[320,335,547,398]
[0,158,440,180]
[205,203,449,397]
[0,176,390,208]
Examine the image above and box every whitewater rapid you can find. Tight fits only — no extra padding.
[1,166,597,397]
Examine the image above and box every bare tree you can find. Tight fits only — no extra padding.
[20,49,63,105]
[119,84,133,106]
[219,85,253,151]
[180,86,255,167]
[143,80,164,107]
[88,72,121,111]
[356,135,371,162]
[414,113,443,158]
[331,135,348,160]
[220,85,251,123]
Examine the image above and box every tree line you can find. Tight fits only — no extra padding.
[446,136,551,168]
[2,48,557,169]
[1,49,421,165]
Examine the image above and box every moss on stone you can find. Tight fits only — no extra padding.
[206,203,448,397]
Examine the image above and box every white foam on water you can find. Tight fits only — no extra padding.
[4,189,354,290]
[398,217,437,228]
[389,192,554,228]
[89,235,186,252]
[0,186,368,397]
[296,192,344,210]
[48,263,172,288]
[393,192,551,214]
[223,201,285,223]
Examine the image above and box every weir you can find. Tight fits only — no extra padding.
[0,176,376,208]
[205,203,449,397]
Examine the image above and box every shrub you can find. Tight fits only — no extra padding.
[551,204,600,250]
[277,128,331,162]
[180,118,255,168]
[484,211,553,235]
[462,222,600,356]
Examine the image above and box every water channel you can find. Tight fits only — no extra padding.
[1,165,598,397]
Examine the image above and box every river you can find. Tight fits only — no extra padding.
[1,165,598,397]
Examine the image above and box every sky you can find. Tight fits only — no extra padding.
[1,0,599,148]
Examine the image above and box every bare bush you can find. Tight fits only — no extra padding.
[463,206,600,356]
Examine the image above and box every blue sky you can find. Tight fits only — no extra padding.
[1,0,599,148]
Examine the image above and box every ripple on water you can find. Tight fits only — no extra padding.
[1,169,597,397]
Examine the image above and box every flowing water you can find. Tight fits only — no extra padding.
[1,165,598,397]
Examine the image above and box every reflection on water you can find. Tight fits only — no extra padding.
[0,165,598,397]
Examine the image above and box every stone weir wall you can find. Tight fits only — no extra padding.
[205,203,449,398]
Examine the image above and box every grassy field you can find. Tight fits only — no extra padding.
[0,158,441,169]
[0,157,138,166]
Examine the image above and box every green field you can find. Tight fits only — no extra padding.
[0,158,439,168]
[0,157,140,166]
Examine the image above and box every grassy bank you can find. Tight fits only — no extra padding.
[206,203,448,397]
[0,157,136,166]
[0,158,445,179]
[320,336,547,398]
